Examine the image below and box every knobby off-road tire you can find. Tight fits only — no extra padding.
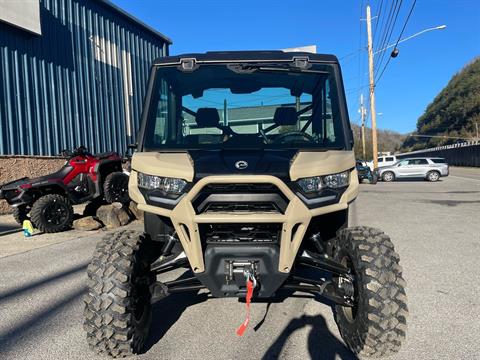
[104,172,130,204]
[84,230,159,358]
[332,226,408,357]
[12,205,29,225]
[30,194,74,233]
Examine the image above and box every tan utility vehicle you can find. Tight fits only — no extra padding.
[83,51,408,358]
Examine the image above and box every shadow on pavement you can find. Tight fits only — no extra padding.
[142,273,209,354]
[262,313,358,360]
[0,222,21,235]
[0,262,89,302]
[0,286,86,354]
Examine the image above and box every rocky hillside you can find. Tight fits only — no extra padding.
[402,57,480,150]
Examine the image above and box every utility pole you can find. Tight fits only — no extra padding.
[366,5,378,168]
[476,121,479,139]
[359,94,367,159]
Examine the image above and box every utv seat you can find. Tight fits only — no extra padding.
[273,107,298,126]
[183,107,223,145]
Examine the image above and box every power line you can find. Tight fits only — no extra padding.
[372,0,385,45]
[375,0,403,75]
[376,0,417,85]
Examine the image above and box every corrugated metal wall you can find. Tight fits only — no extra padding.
[397,141,480,167]
[0,0,169,156]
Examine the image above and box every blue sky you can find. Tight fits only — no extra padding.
[113,0,480,133]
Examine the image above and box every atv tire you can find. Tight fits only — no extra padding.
[12,206,29,225]
[83,230,157,358]
[332,226,408,357]
[30,194,74,233]
[104,172,130,204]
[370,173,378,185]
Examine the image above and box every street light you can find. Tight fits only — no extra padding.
[373,25,447,56]
[366,14,447,169]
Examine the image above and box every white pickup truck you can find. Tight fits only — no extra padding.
[367,155,398,170]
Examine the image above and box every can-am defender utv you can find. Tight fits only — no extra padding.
[0,146,129,233]
[84,51,408,358]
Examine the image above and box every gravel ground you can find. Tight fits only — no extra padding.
[0,167,479,360]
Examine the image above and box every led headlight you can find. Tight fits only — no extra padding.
[137,173,187,194]
[297,171,350,193]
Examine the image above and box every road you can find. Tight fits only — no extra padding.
[0,167,479,360]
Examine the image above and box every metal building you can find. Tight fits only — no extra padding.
[0,0,171,156]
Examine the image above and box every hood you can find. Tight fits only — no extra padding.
[188,149,297,181]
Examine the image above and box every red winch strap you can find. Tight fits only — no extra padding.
[236,279,254,336]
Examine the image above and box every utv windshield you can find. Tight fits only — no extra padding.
[142,62,348,150]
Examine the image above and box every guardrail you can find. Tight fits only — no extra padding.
[396,140,480,167]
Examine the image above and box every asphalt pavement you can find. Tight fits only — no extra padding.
[0,167,479,360]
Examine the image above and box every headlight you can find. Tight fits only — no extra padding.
[137,173,187,194]
[297,171,350,193]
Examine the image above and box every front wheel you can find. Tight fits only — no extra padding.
[104,172,130,204]
[332,226,408,357]
[84,230,158,358]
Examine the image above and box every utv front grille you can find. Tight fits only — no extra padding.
[203,202,279,213]
[192,183,289,214]
[202,223,281,244]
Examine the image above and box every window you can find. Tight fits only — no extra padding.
[385,157,394,162]
[378,158,384,162]
[408,159,428,165]
[431,158,446,164]
[143,63,347,150]
[397,160,409,167]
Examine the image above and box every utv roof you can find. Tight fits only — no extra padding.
[153,51,339,66]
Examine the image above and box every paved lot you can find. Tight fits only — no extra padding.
[0,167,479,360]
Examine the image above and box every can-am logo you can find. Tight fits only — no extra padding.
[235,160,248,170]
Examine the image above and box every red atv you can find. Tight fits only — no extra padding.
[0,146,129,233]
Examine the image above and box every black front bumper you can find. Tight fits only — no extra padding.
[195,244,288,298]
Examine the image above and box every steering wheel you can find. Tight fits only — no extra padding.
[273,131,315,144]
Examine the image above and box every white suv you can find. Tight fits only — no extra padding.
[367,155,397,170]
[377,157,449,182]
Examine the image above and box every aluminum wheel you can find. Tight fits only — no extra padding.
[427,171,440,182]
[382,171,394,182]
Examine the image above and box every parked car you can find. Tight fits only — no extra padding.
[356,160,378,184]
[367,155,397,170]
[377,157,449,182]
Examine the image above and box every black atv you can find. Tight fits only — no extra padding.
[0,146,129,233]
